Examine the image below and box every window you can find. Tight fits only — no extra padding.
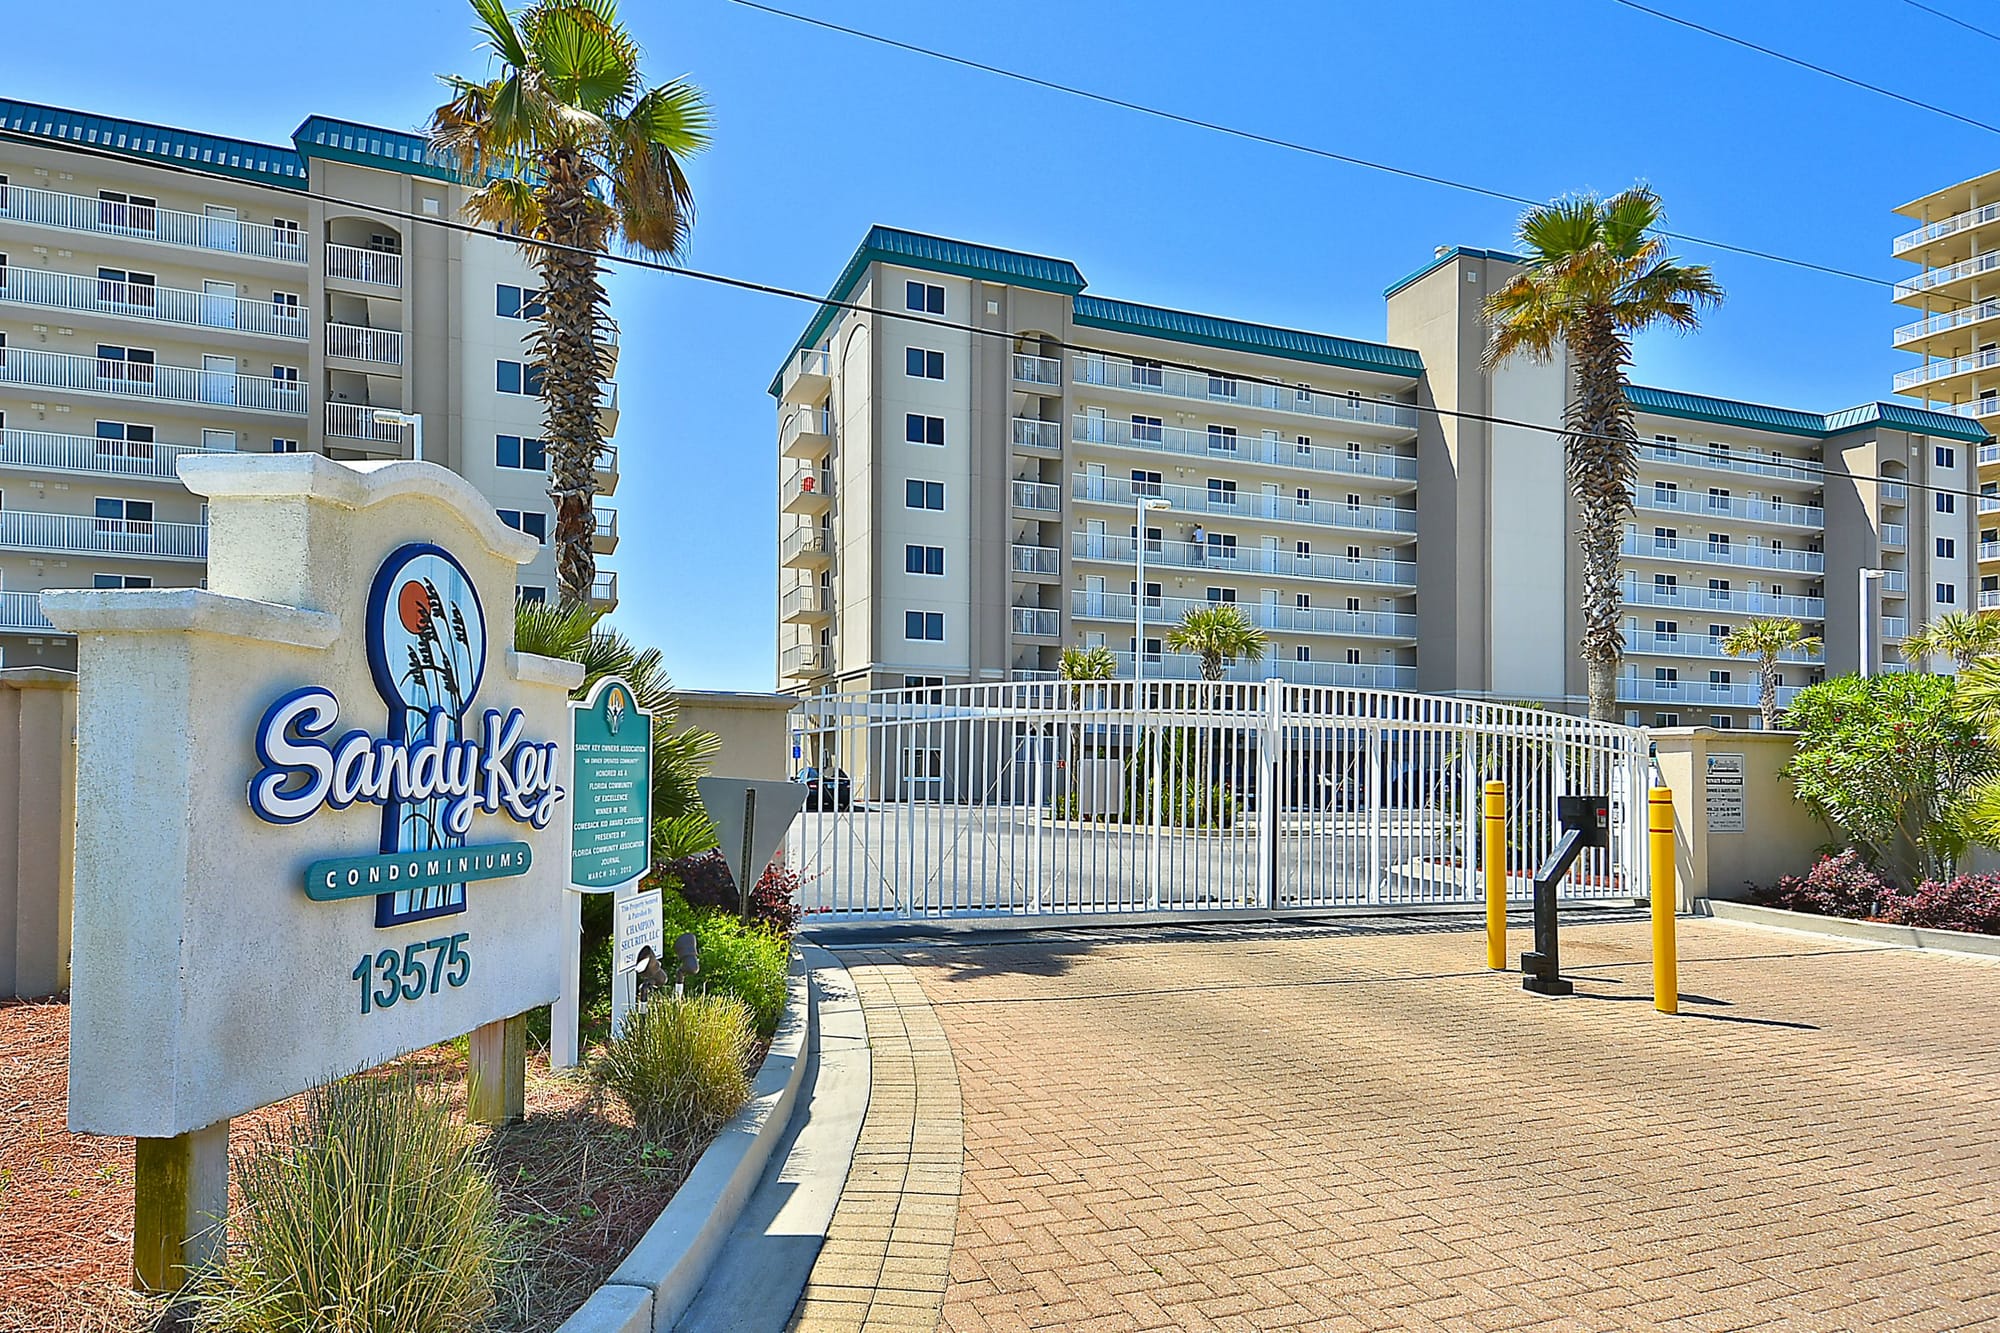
[1207,373,1237,399]
[1296,646,1312,663]
[1938,537,1957,558]
[1655,713,1680,728]
[1346,545,1362,560]
[93,497,153,531]
[1206,478,1238,507]
[97,267,156,307]
[1133,359,1164,388]
[905,544,945,576]
[1707,487,1729,510]
[497,509,548,543]
[1206,425,1238,453]
[1297,593,1312,609]
[1708,532,1730,554]
[270,365,299,385]
[905,480,945,511]
[1711,715,1733,730]
[1654,573,1679,590]
[1296,383,1314,404]
[1296,488,1311,505]
[1345,649,1362,665]
[1345,597,1360,612]
[1131,415,1163,444]
[97,190,157,232]
[905,281,944,315]
[1707,578,1730,600]
[1654,481,1679,502]
[1656,667,1679,683]
[496,360,546,395]
[904,611,945,641]
[1938,583,1957,605]
[1297,541,1312,558]
[1130,580,1162,607]
[1206,533,1238,559]
[904,675,947,701]
[1937,445,1957,469]
[1131,470,1162,496]
[1710,670,1731,685]
[1206,587,1236,603]
[96,345,155,383]
[93,574,152,589]
[905,347,945,380]
[1938,493,1957,514]
[271,291,300,316]
[1297,435,1314,457]
[496,284,545,319]
[517,585,548,604]
[94,421,156,459]
[496,435,547,470]
[905,414,945,447]
[270,438,300,453]
[273,218,300,245]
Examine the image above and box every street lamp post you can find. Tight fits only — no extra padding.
[370,409,425,463]
[1859,568,1884,677]
[1133,495,1172,685]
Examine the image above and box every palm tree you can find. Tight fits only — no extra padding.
[1902,609,2000,673]
[1484,187,1724,720]
[432,0,710,607]
[1164,604,1267,682]
[1058,645,1117,680]
[1721,617,1821,730]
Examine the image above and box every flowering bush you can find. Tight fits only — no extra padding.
[1881,874,2000,936]
[663,849,804,936]
[1761,854,2000,936]
[1760,850,1891,919]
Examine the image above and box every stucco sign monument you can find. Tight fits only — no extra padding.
[44,455,583,1290]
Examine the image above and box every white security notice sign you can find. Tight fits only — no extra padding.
[615,890,665,973]
[1706,752,1746,834]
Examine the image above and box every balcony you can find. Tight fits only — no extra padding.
[1983,590,2000,610]
[1640,443,1821,485]
[782,467,832,515]
[1894,299,2000,349]
[595,445,619,496]
[1620,533,1824,575]
[325,322,403,366]
[593,507,618,555]
[590,570,619,610]
[1893,348,2000,394]
[1881,481,1908,504]
[325,402,410,446]
[0,346,306,415]
[1884,569,1909,594]
[1010,543,1060,578]
[1012,354,1062,392]
[0,427,227,483]
[1634,488,1823,528]
[1624,631,1818,663]
[781,526,830,567]
[1073,531,1416,588]
[1011,606,1061,639]
[1982,443,2000,466]
[781,584,827,623]
[1618,676,1801,709]
[1011,480,1061,514]
[0,267,308,340]
[1072,353,1420,434]
[779,347,832,406]
[1883,524,1906,549]
[1892,200,2000,257]
[1894,249,2000,301]
[0,182,305,263]
[0,589,53,631]
[781,643,827,677]
[1073,473,1417,535]
[325,242,403,289]
[1982,541,2000,562]
[1074,590,1417,639]
[1983,497,2000,514]
[1620,579,1823,619]
[1012,417,1062,456]
[599,381,620,432]
[1883,617,1909,642]
[780,405,831,460]
[0,509,206,561]
[1072,414,1418,483]
[1108,651,1415,690]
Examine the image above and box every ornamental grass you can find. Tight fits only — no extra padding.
[591,993,754,1145]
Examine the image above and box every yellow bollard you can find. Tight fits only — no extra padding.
[1649,786,1678,1014]
[1483,780,1506,970]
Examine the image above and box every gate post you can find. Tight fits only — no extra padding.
[1258,679,1283,910]
[1365,723,1385,903]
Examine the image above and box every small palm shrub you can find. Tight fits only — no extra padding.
[593,993,755,1143]
[190,1073,501,1333]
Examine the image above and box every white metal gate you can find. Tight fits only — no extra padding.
[787,680,1650,920]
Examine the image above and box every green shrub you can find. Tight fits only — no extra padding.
[661,889,792,1037]
[592,993,755,1142]
[190,1073,501,1333]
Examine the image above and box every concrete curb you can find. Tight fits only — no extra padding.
[555,949,816,1333]
[1700,899,2000,960]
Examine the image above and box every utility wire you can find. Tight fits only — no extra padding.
[2,123,1992,507]
[1900,0,2000,46]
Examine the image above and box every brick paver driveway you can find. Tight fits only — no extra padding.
[821,917,2000,1332]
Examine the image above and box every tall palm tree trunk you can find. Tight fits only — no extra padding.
[1565,312,1637,723]
[1759,658,1779,730]
[533,151,613,608]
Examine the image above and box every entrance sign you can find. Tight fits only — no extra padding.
[570,675,654,890]
[1706,752,1746,834]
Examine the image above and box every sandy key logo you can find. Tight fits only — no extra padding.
[247,542,565,926]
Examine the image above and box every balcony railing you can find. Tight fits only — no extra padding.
[1072,531,1415,588]
[590,571,618,607]
[1982,540,2000,562]
[1982,443,2000,466]
[0,427,226,481]
[1883,617,1909,642]
[1894,248,2000,299]
[1894,299,2000,347]
[1073,590,1417,639]
[781,585,824,619]
[784,467,832,507]
[1620,533,1824,574]
[0,589,53,631]
[1072,354,1420,432]
[325,402,408,444]
[780,347,832,404]
[0,345,307,414]
[0,267,307,339]
[1012,354,1061,388]
[1011,606,1061,638]
[324,242,403,289]
[1893,347,2000,393]
[1073,473,1418,535]
[1617,676,1802,709]
[780,406,829,453]
[781,643,827,676]
[1010,543,1060,576]
[1640,442,1821,485]
[1892,200,2000,256]
[1983,590,2000,610]
[1624,630,1819,663]
[1634,489,1823,528]
[1884,569,1909,593]
[1881,481,1908,504]
[1621,579,1823,619]
[781,527,829,563]
[0,181,305,263]
[1073,414,1417,482]
[325,322,403,365]
[1011,480,1060,513]
[1884,523,1907,548]
[0,508,206,560]
[1107,651,1415,691]
[1012,417,1061,453]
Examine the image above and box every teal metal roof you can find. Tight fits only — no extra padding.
[1383,246,1524,300]
[291,116,461,183]
[1629,385,1989,442]
[0,98,307,190]
[1072,295,1422,378]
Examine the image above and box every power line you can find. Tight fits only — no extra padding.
[1900,0,2000,46]
[1609,0,2000,135]
[1,122,1992,507]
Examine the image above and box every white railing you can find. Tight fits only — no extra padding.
[0,509,206,560]
[1074,590,1417,639]
[781,406,829,452]
[1893,347,2000,393]
[594,507,618,545]
[1623,630,1819,663]
[1107,655,1419,691]
[1010,543,1060,575]
[1945,399,2000,420]
[781,643,826,676]
[784,466,832,506]
[782,585,824,618]
[1073,531,1416,587]
[1983,590,2000,610]
[1981,443,2000,466]
[0,267,307,339]
[1892,200,2000,256]
[595,445,619,483]
[1894,248,2000,299]
[1621,579,1823,619]
[1981,541,2000,561]
[1072,353,1421,432]
[1894,299,2000,346]
[1634,488,1823,527]
[0,427,225,481]
[781,347,832,402]
[0,181,305,263]
[1881,481,1908,504]
[1883,617,1909,641]
[782,527,829,562]
[1073,472,1417,534]
[0,589,53,630]
[1011,480,1060,513]
[1012,353,1062,388]
[324,242,403,289]
[1012,418,1062,452]
[1012,606,1061,637]
[1072,413,1417,482]
[1884,523,1907,547]
[0,345,306,414]
[325,402,408,443]
[1620,533,1824,574]
[1617,676,1801,709]
[1640,443,1821,484]
[1884,570,1909,593]
[325,323,403,365]
[591,571,618,606]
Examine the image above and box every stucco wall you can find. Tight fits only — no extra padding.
[1649,727,1823,909]
[677,691,798,784]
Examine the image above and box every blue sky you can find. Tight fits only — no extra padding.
[5,0,1995,688]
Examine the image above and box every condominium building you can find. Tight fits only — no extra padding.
[775,227,1981,727]
[0,98,620,669]
[1890,169,2000,612]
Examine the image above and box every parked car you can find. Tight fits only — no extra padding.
[795,766,852,810]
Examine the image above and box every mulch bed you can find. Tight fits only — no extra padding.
[0,996,728,1333]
